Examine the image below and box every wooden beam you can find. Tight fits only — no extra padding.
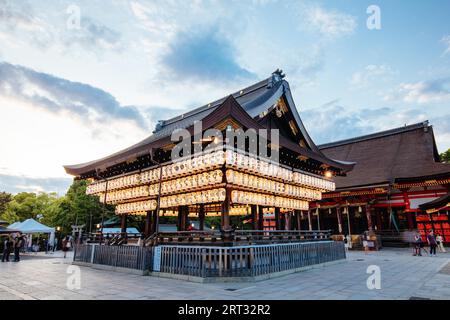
[375,209,382,231]
[177,207,182,231]
[144,211,152,237]
[296,211,302,231]
[199,204,205,231]
[221,188,231,231]
[317,209,321,230]
[275,207,281,230]
[258,206,264,230]
[120,214,127,233]
[366,205,373,232]
[336,208,343,234]
[308,210,312,231]
[152,210,157,234]
[285,213,291,230]
[251,205,258,230]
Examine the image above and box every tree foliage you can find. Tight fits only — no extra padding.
[440,148,450,163]
[0,191,12,216]
[0,180,115,235]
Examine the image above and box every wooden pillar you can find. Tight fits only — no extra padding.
[296,211,302,231]
[177,206,184,231]
[317,209,321,230]
[144,211,152,237]
[221,188,232,231]
[184,207,190,230]
[152,210,158,234]
[307,210,312,231]
[251,205,258,230]
[275,207,281,230]
[346,207,351,235]
[258,206,264,230]
[407,212,414,230]
[336,207,343,234]
[285,213,291,230]
[120,214,127,233]
[366,205,373,232]
[375,209,382,231]
[199,204,205,231]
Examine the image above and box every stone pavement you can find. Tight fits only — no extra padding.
[0,248,449,300]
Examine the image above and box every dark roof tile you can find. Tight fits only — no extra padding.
[319,122,450,189]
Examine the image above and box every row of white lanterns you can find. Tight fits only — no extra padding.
[115,188,227,214]
[105,186,149,203]
[86,151,226,195]
[86,149,334,196]
[224,150,335,191]
[116,199,156,214]
[159,188,226,209]
[161,151,225,178]
[226,170,322,201]
[158,170,223,195]
[231,190,309,211]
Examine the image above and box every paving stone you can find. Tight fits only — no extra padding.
[0,248,449,300]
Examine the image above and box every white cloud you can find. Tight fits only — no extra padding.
[304,5,357,39]
[0,0,123,54]
[350,65,395,88]
[384,78,450,104]
[0,94,149,181]
[441,35,450,56]
[302,102,432,146]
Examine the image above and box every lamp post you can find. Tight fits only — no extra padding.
[96,223,101,239]
[56,226,61,251]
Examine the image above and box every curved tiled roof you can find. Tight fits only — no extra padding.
[319,122,450,189]
[64,71,352,176]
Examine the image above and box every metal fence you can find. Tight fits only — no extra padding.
[73,244,93,263]
[158,241,345,277]
[74,244,153,271]
[73,241,344,277]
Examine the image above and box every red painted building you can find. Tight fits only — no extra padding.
[310,121,450,244]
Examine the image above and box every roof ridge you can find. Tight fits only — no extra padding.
[318,121,430,149]
[154,76,274,131]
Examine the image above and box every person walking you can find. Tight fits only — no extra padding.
[436,233,446,253]
[2,236,12,262]
[427,230,437,256]
[13,236,23,262]
[62,236,71,258]
[413,232,422,256]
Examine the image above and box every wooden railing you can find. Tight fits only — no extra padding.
[82,232,142,245]
[158,241,344,277]
[154,230,332,246]
[234,230,331,243]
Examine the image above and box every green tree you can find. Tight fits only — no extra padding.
[59,179,115,235]
[0,180,115,235]
[0,191,12,216]
[1,192,59,223]
[440,148,450,163]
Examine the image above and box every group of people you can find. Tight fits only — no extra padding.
[1,234,24,262]
[413,230,446,256]
[1,234,74,262]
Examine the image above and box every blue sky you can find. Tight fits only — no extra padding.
[0,0,449,194]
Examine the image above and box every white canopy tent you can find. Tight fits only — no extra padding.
[8,218,55,248]
[8,222,21,229]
